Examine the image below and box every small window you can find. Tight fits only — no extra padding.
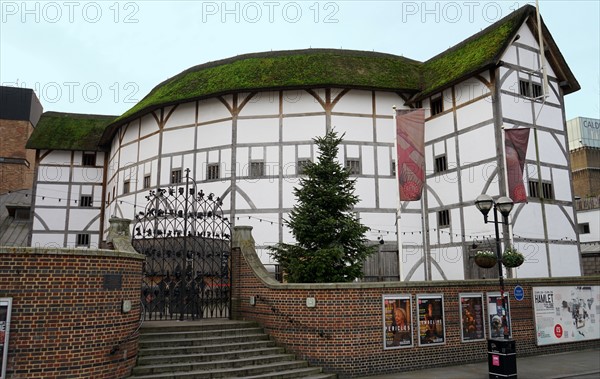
[207,164,220,180]
[123,180,130,194]
[8,206,31,222]
[579,223,590,234]
[297,159,311,175]
[519,79,543,99]
[391,160,396,176]
[430,96,443,116]
[434,155,448,173]
[171,169,182,184]
[250,161,265,178]
[143,175,151,189]
[528,180,554,200]
[542,182,554,200]
[80,195,93,207]
[345,159,361,175]
[82,152,96,166]
[528,180,539,198]
[438,210,450,228]
[76,233,90,247]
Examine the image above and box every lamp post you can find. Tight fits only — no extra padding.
[475,194,514,339]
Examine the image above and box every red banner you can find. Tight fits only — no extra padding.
[396,109,425,201]
[505,128,530,203]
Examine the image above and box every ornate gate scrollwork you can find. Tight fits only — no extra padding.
[132,169,231,320]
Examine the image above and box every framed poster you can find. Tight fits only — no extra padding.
[459,293,486,342]
[382,294,413,349]
[487,292,511,339]
[1,298,12,379]
[533,286,600,346]
[417,294,445,345]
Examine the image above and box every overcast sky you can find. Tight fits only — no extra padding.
[1,0,598,120]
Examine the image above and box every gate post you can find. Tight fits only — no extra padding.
[107,218,136,252]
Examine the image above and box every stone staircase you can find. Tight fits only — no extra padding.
[127,320,336,379]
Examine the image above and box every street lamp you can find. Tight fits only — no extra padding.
[475,194,514,339]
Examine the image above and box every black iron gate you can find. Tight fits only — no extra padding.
[132,169,231,320]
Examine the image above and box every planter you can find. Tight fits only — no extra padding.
[502,253,524,268]
[475,254,498,269]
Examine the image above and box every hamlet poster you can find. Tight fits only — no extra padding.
[382,295,413,349]
[533,286,600,345]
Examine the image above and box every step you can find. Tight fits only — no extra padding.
[128,360,311,379]
[138,332,271,349]
[136,346,286,366]
[137,339,278,358]
[139,320,258,334]
[139,327,265,342]
[132,353,296,375]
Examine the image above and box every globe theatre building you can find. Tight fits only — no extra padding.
[26,5,583,281]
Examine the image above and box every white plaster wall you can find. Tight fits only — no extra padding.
[282,90,323,114]
[333,89,372,114]
[39,150,71,165]
[458,126,496,165]
[237,117,279,144]
[121,121,139,145]
[282,115,326,142]
[72,167,103,183]
[425,113,454,141]
[512,242,549,278]
[198,97,232,123]
[331,115,373,142]
[578,209,600,243]
[162,127,196,154]
[549,244,581,277]
[37,165,70,183]
[375,91,403,116]
[30,234,65,249]
[239,91,280,116]
[165,102,196,129]
[456,99,494,130]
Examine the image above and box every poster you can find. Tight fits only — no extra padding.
[382,295,413,349]
[460,293,486,341]
[417,294,445,345]
[487,292,511,339]
[533,286,600,346]
[1,298,12,379]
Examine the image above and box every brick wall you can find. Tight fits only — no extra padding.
[0,247,144,379]
[231,226,600,378]
[0,119,36,194]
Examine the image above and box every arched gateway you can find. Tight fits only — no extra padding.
[132,169,231,320]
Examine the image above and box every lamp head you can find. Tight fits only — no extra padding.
[475,194,493,217]
[496,196,514,217]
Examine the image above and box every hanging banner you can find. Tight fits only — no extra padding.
[382,294,413,349]
[1,298,12,379]
[460,293,486,342]
[533,286,600,346]
[417,294,445,345]
[396,108,425,201]
[504,128,530,203]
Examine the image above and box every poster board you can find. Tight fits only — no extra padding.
[533,286,600,345]
[0,298,12,379]
[382,294,413,349]
[459,293,486,342]
[416,294,445,346]
[487,292,511,338]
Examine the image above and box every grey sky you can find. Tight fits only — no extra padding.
[1,0,598,120]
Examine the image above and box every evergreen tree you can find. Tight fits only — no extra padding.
[269,130,375,283]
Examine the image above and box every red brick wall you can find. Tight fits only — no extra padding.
[0,119,36,194]
[231,226,600,378]
[0,247,144,379]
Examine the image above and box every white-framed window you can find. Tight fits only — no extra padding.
[171,169,182,184]
[437,210,450,228]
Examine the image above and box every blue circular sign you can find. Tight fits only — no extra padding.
[514,285,524,301]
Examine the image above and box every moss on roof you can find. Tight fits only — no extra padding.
[114,49,422,124]
[26,111,116,151]
[416,5,528,99]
